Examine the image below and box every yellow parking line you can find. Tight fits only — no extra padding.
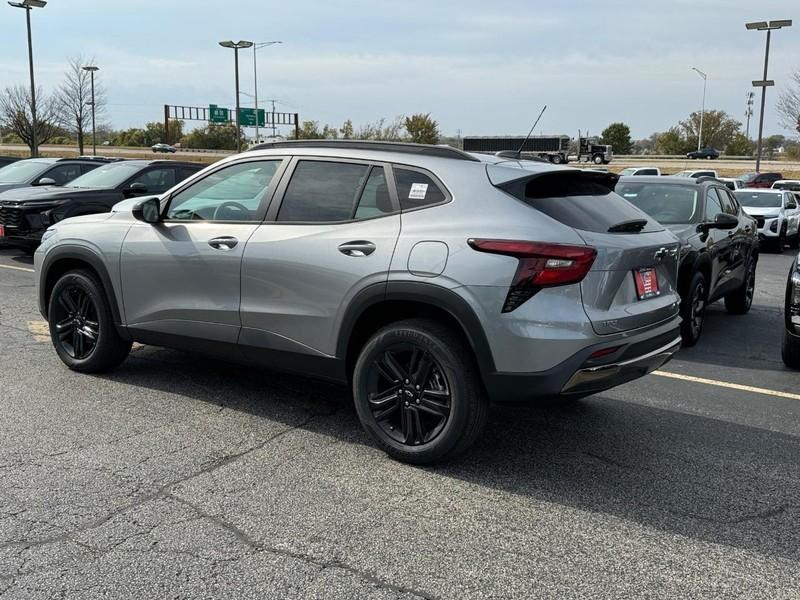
[654,370,800,401]
[0,264,34,273]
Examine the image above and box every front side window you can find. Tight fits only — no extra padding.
[129,167,176,194]
[278,160,370,222]
[715,188,736,216]
[42,164,82,185]
[393,167,447,210]
[705,189,723,219]
[784,193,797,210]
[167,160,280,221]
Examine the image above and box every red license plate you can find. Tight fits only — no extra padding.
[634,268,660,300]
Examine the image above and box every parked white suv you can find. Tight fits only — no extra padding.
[618,167,661,176]
[735,188,800,251]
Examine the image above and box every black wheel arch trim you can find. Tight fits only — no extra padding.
[336,280,497,376]
[39,244,125,332]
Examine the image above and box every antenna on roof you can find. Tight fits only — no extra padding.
[516,104,547,157]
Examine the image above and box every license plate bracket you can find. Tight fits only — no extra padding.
[634,268,660,300]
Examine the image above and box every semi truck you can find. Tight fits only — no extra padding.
[462,134,612,165]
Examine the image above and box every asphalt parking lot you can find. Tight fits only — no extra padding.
[0,247,798,599]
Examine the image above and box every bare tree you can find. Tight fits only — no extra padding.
[777,69,800,134]
[0,85,60,155]
[56,56,105,155]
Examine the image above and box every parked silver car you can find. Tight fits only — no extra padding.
[34,141,682,463]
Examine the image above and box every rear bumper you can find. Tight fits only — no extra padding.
[483,319,681,403]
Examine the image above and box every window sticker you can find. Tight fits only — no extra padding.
[409,183,428,200]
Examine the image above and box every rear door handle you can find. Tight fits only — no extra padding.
[338,241,376,257]
[208,236,238,251]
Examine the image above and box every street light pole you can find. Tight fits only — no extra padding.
[746,19,792,172]
[8,0,47,158]
[253,41,282,143]
[219,40,253,153]
[691,67,707,152]
[82,65,99,156]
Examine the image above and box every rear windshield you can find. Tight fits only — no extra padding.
[512,172,663,233]
[773,182,800,191]
[734,191,782,208]
[615,182,701,224]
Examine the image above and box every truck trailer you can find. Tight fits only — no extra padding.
[462,135,612,165]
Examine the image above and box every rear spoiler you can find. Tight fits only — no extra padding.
[488,164,619,200]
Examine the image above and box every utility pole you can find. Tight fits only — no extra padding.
[82,65,99,156]
[746,19,792,172]
[8,0,47,158]
[691,67,707,151]
[745,91,754,139]
[219,40,254,152]
[252,41,281,143]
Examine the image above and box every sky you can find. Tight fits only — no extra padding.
[0,0,798,140]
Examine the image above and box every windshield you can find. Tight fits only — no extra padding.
[773,182,800,191]
[66,163,141,189]
[615,182,701,224]
[0,159,52,184]
[735,191,782,208]
[740,172,758,182]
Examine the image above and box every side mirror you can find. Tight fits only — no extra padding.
[699,212,738,232]
[132,197,161,224]
[124,182,149,197]
[33,177,55,186]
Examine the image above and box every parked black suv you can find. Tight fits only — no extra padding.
[0,159,203,249]
[686,147,720,160]
[783,252,800,368]
[617,176,758,345]
[0,157,116,195]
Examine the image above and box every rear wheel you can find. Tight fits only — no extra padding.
[48,270,132,373]
[680,272,707,346]
[724,258,756,314]
[352,319,488,464]
[782,328,800,369]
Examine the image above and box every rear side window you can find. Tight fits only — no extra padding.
[393,167,447,210]
[354,167,394,220]
[520,172,663,233]
[278,160,369,222]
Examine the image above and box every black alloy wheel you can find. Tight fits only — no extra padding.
[367,344,451,446]
[51,285,100,360]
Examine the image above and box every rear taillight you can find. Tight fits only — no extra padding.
[468,239,597,312]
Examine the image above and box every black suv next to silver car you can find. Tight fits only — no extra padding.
[617,176,759,346]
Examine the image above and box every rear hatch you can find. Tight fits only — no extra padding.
[491,167,680,335]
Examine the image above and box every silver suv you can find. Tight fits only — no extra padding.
[35,141,682,464]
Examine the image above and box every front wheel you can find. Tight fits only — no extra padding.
[724,258,756,314]
[352,319,488,464]
[48,270,132,372]
[593,154,603,165]
[680,272,707,346]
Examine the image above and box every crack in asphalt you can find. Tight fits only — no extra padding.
[165,493,443,600]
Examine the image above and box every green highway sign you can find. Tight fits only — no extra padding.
[208,104,229,123]
[238,108,266,127]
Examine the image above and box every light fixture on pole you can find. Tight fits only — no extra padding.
[8,0,47,158]
[219,40,253,153]
[252,41,282,142]
[746,19,792,172]
[82,65,99,156]
[691,67,707,152]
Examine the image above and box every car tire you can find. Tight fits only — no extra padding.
[782,328,800,369]
[48,270,132,373]
[789,233,800,250]
[352,318,488,464]
[680,272,707,346]
[724,257,756,314]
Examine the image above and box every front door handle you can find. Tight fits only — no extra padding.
[208,236,238,251]
[338,241,376,257]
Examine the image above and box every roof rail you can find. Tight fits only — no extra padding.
[247,139,481,162]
